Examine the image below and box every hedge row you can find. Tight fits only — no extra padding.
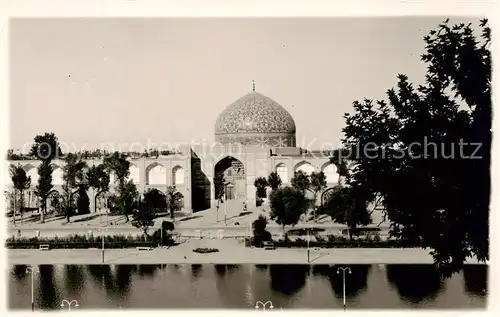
[6,230,175,249]
[246,233,420,249]
[272,240,419,248]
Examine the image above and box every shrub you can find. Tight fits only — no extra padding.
[5,232,177,249]
[252,214,273,247]
[193,247,219,254]
[272,235,419,249]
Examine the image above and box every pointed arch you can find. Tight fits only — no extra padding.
[275,163,288,184]
[129,163,140,184]
[321,162,339,185]
[172,165,185,185]
[23,164,39,185]
[50,164,63,185]
[146,162,167,185]
[294,160,314,175]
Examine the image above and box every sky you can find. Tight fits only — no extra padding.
[9,17,478,153]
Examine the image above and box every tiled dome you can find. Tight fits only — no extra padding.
[215,91,296,147]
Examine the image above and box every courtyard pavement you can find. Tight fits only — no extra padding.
[7,239,483,265]
[7,200,390,239]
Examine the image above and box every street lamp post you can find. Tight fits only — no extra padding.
[307,228,310,263]
[216,199,220,224]
[336,266,351,311]
[99,227,107,264]
[60,299,79,311]
[26,266,39,312]
[224,196,227,226]
[255,301,274,311]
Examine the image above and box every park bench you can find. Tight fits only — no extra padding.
[39,244,50,251]
[263,241,275,250]
[136,247,153,251]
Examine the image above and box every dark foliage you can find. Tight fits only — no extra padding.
[76,185,90,215]
[267,172,282,191]
[143,188,167,209]
[269,186,308,230]
[324,186,372,240]
[29,132,63,161]
[341,19,491,273]
[131,201,155,237]
[252,214,272,247]
[254,177,268,199]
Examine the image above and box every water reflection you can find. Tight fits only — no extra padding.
[269,265,309,296]
[328,265,371,300]
[7,264,487,310]
[65,265,84,296]
[114,265,134,299]
[12,265,27,281]
[37,265,61,310]
[386,264,443,304]
[138,265,160,277]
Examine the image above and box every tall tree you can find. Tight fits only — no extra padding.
[290,170,311,195]
[103,152,133,222]
[213,170,226,202]
[324,186,372,240]
[269,186,308,234]
[116,180,138,223]
[30,133,62,223]
[103,152,130,185]
[132,201,155,241]
[267,172,282,191]
[254,177,269,200]
[85,164,110,213]
[166,186,184,220]
[29,132,63,161]
[9,164,31,225]
[310,171,327,220]
[330,148,351,186]
[61,153,88,222]
[34,161,53,223]
[341,19,491,274]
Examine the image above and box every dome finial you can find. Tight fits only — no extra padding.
[252,80,255,92]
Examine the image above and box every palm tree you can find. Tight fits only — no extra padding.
[9,164,31,226]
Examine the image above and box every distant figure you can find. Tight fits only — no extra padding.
[17,230,21,238]
[243,202,247,211]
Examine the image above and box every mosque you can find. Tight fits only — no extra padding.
[7,86,339,213]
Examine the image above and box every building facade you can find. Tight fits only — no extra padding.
[6,90,339,213]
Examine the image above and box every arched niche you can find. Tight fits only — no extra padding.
[276,163,288,184]
[24,164,39,185]
[50,164,64,185]
[294,161,314,175]
[146,163,167,185]
[321,163,339,185]
[172,165,185,186]
[129,164,140,184]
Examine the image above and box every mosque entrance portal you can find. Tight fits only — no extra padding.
[214,156,246,201]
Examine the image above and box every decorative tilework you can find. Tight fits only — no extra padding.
[215,92,296,135]
[215,134,295,147]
